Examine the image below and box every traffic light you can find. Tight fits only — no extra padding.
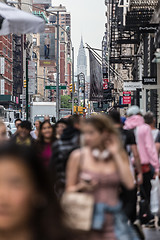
[69,84,75,92]
[69,84,72,92]
[23,79,26,88]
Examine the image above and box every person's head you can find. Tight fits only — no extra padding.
[82,115,118,149]
[109,110,121,128]
[55,119,68,139]
[39,120,55,144]
[144,112,155,127]
[34,120,41,131]
[15,119,22,129]
[68,114,81,130]
[0,143,67,239]
[18,121,32,141]
[126,105,141,117]
[0,122,7,143]
[44,115,50,122]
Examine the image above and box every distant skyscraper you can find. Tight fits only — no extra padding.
[77,37,87,77]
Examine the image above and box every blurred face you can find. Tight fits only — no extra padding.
[82,123,105,149]
[0,157,36,231]
[56,123,67,137]
[35,121,40,130]
[41,122,53,140]
[15,121,21,129]
[0,124,7,143]
[18,127,30,141]
[44,116,50,122]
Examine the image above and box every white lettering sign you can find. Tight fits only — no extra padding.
[123,81,142,91]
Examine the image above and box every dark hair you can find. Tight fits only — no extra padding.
[19,121,32,131]
[109,110,121,125]
[38,120,56,144]
[68,114,81,127]
[56,119,68,127]
[15,118,22,124]
[144,112,155,125]
[0,143,70,240]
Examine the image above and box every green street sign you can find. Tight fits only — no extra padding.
[45,86,67,90]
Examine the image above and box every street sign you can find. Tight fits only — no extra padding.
[123,91,131,104]
[103,82,108,89]
[123,81,142,91]
[68,99,72,103]
[45,86,67,90]
[142,77,157,85]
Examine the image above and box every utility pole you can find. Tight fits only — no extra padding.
[77,74,80,106]
[83,75,86,107]
[56,11,60,121]
[44,67,46,100]
[108,0,111,82]
[72,47,74,115]
[26,59,29,120]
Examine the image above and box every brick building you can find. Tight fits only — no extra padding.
[0,34,13,95]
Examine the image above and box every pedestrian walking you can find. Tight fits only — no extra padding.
[54,119,68,140]
[65,115,137,240]
[37,120,56,167]
[0,143,71,240]
[0,121,8,143]
[30,120,41,140]
[109,110,143,221]
[50,115,81,196]
[144,112,160,227]
[15,118,22,129]
[124,106,159,227]
[11,120,34,146]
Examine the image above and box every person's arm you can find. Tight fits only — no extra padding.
[144,126,159,173]
[107,135,135,190]
[156,142,160,155]
[130,144,143,185]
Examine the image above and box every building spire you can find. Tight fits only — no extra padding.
[77,36,87,76]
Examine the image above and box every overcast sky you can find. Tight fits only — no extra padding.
[52,0,106,73]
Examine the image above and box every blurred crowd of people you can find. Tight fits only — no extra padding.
[0,107,159,240]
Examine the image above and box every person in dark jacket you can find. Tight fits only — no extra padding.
[50,115,81,196]
[10,121,35,146]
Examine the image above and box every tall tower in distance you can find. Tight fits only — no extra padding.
[77,37,87,77]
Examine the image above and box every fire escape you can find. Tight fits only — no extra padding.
[109,0,159,115]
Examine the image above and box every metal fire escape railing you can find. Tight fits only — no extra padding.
[109,0,159,65]
[110,0,122,64]
[126,0,159,26]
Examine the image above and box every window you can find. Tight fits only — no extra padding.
[3,47,7,55]
[8,50,12,58]
[33,38,37,47]
[32,52,37,59]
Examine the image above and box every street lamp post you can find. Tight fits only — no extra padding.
[56,11,60,120]
[72,47,74,114]
[78,72,85,107]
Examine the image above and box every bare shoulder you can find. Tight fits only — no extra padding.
[70,147,88,158]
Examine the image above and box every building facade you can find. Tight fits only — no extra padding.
[77,37,87,77]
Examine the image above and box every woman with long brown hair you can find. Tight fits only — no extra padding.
[37,120,56,167]
[0,143,71,240]
[66,115,136,240]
